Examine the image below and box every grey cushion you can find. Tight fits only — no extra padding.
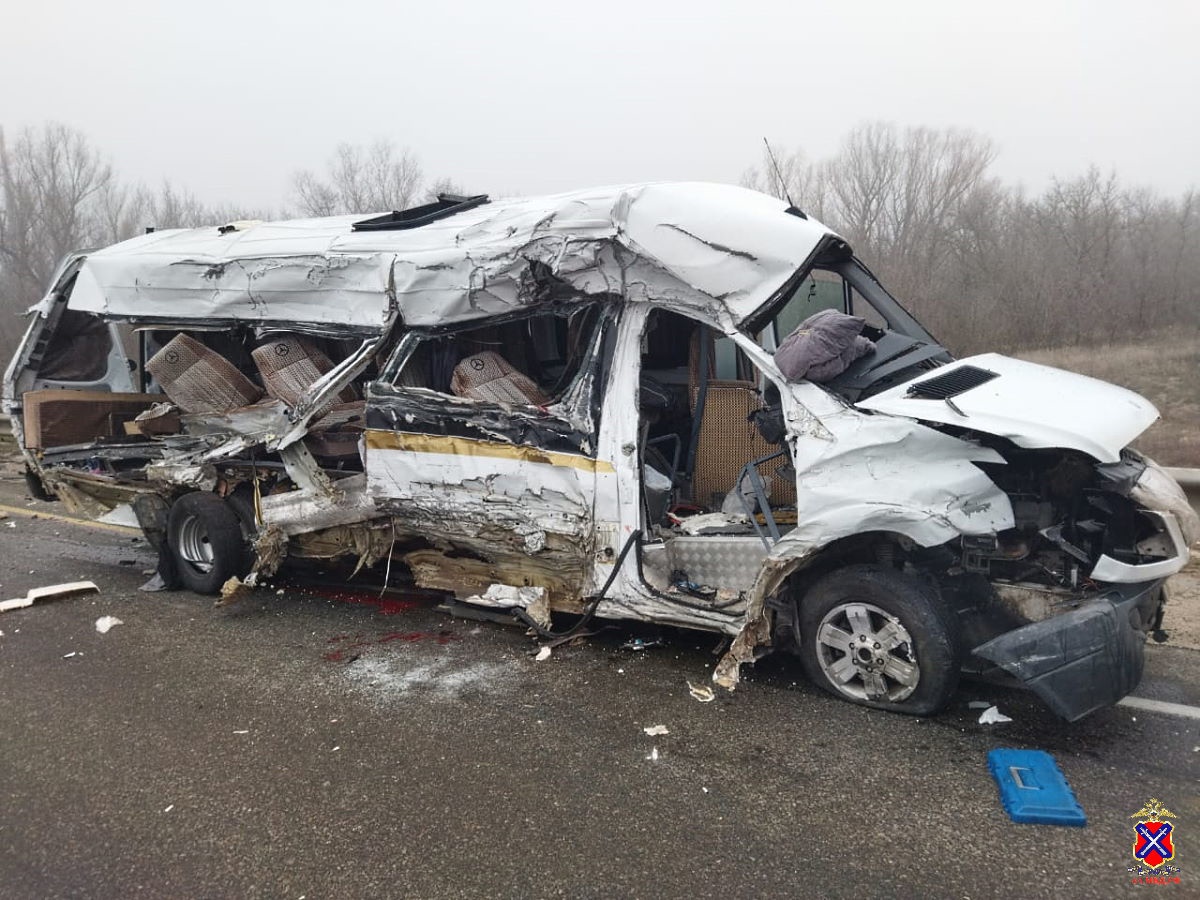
[774,309,874,383]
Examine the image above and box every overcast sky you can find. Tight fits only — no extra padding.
[4,0,1197,211]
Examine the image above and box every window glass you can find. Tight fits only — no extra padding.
[849,285,886,330]
[772,269,846,344]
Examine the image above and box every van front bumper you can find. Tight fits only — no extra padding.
[973,580,1165,722]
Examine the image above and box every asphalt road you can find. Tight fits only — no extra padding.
[1,481,1197,899]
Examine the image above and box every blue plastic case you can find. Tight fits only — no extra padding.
[988,748,1087,827]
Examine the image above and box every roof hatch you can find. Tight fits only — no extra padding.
[352,193,490,232]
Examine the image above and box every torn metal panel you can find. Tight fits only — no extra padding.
[71,241,398,331]
[404,547,583,610]
[277,442,335,497]
[460,584,551,630]
[258,473,378,537]
[1131,459,1200,547]
[63,184,833,332]
[366,387,598,457]
[289,521,394,574]
[40,468,161,518]
[178,399,291,444]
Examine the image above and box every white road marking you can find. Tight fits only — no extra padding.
[1118,696,1200,720]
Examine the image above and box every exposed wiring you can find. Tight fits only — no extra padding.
[515,531,640,639]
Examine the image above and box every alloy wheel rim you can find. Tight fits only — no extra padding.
[814,601,920,702]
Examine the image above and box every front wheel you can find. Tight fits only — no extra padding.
[796,564,959,716]
[166,492,249,594]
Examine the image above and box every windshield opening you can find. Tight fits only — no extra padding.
[748,257,951,401]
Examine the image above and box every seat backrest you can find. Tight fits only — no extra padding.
[251,336,357,417]
[688,381,795,508]
[451,351,547,406]
[146,334,263,414]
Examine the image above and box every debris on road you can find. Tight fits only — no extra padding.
[94,616,124,634]
[646,747,659,761]
[217,576,254,607]
[643,724,669,736]
[622,638,664,651]
[988,748,1086,826]
[534,645,552,662]
[163,804,174,813]
[979,705,1014,725]
[687,681,715,703]
[62,651,78,659]
[139,572,168,593]
[1,581,100,614]
[233,730,249,735]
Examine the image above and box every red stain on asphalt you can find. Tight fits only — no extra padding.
[302,585,423,616]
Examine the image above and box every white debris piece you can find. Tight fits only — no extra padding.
[62,651,78,659]
[4,521,14,528]
[1,581,100,614]
[534,646,552,662]
[95,616,124,634]
[163,804,174,813]
[978,705,1013,725]
[643,725,669,736]
[646,747,659,761]
[687,681,715,703]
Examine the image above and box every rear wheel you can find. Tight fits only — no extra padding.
[797,564,959,715]
[166,492,249,594]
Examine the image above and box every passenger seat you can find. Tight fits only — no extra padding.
[451,351,548,406]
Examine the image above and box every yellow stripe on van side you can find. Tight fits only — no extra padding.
[364,430,615,474]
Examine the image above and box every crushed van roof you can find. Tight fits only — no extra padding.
[66,182,839,331]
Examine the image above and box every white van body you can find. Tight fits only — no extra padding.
[5,183,1195,720]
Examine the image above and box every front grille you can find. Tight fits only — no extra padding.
[906,365,999,400]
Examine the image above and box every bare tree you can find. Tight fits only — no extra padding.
[291,139,424,216]
[0,123,114,299]
[0,123,116,358]
[423,176,469,202]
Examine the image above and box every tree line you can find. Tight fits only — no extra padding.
[743,124,1200,355]
[2,120,1197,366]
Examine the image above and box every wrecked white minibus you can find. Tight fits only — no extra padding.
[5,183,1197,720]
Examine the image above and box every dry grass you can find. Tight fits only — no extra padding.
[1014,331,1200,467]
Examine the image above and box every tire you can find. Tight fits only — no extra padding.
[224,486,261,573]
[166,492,250,594]
[796,564,959,716]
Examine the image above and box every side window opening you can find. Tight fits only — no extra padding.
[36,308,114,383]
[391,304,605,410]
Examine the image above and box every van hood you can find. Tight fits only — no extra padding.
[855,353,1159,463]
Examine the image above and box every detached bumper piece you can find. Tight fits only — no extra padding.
[974,581,1163,721]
